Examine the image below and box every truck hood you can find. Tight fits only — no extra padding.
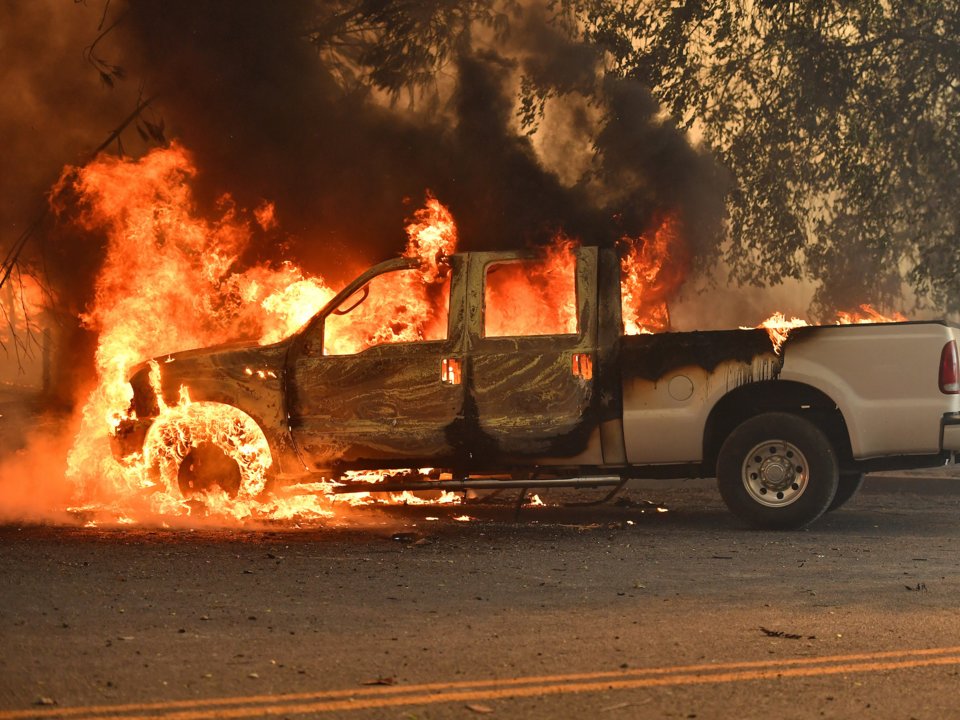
[153,338,289,367]
[128,339,290,412]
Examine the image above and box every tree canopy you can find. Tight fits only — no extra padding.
[309,0,960,314]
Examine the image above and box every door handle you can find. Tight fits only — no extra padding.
[571,352,593,380]
[441,357,462,385]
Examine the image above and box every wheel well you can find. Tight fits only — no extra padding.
[702,381,852,473]
[156,386,297,474]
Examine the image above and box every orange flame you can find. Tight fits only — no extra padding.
[53,144,275,509]
[51,144,464,524]
[620,213,688,335]
[752,313,811,354]
[835,304,907,325]
[253,200,277,231]
[752,305,909,354]
[403,190,457,283]
[484,236,579,338]
[322,198,454,356]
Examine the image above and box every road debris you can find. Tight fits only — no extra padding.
[466,703,495,714]
[362,676,396,686]
[759,627,815,640]
[602,701,641,712]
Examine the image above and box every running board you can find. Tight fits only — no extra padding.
[326,475,623,495]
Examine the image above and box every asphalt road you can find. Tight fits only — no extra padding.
[3,479,960,719]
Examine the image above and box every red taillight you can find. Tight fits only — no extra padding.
[939,340,959,394]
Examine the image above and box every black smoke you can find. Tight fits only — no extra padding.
[117,0,726,269]
[14,0,730,405]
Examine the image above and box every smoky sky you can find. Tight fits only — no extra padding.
[0,0,731,288]
[0,2,139,304]
[117,0,727,273]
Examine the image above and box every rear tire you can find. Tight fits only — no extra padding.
[717,412,839,529]
[827,472,865,511]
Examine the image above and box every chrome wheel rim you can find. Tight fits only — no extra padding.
[742,439,809,507]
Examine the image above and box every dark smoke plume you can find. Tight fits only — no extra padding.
[6,0,729,405]
[114,0,726,270]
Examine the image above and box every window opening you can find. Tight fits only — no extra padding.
[323,268,449,355]
[484,244,578,337]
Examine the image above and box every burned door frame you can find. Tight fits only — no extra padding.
[284,256,467,473]
[457,245,602,463]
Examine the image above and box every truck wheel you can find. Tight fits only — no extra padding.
[827,472,865,512]
[178,441,243,498]
[717,412,838,529]
[144,402,274,506]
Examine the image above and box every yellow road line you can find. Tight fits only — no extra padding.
[5,646,960,720]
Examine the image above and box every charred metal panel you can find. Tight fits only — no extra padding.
[595,246,627,464]
[462,247,599,458]
[286,255,466,471]
[595,246,623,422]
[621,329,777,382]
[153,343,288,412]
[126,341,299,471]
[533,427,605,466]
[468,337,596,456]
[622,357,778,464]
[287,340,463,468]
[620,330,780,465]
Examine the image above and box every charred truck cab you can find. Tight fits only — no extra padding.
[116,246,960,529]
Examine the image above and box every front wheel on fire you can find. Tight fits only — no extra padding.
[143,402,274,512]
[717,412,839,530]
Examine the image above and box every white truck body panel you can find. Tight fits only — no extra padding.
[779,323,960,458]
[622,355,778,464]
[618,322,960,467]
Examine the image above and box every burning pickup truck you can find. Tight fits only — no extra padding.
[114,244,960,529]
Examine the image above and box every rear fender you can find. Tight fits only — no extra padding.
[702,380,852,472]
